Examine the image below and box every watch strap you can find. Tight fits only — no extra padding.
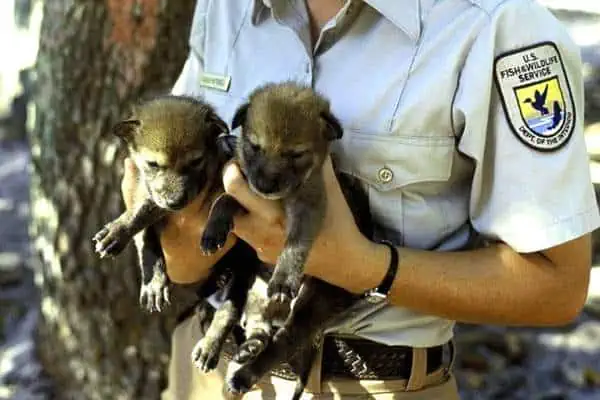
[364,240,399,303]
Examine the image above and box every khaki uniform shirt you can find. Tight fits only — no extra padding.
[172,0,600,347]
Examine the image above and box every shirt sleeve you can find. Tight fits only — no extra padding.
[170,0,208,96]
[454,0,600,253]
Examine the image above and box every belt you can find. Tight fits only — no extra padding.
[223,332,446,382]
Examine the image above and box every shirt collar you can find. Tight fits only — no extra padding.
[366,0,423,41]
[251,0,427,42]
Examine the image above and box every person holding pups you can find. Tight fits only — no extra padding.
[121,0,599,399]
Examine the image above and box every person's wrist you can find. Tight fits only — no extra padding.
[308,232,390,295]
[358,238,393,294]
[362,240,399,303]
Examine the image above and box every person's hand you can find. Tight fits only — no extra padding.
[120,157,145,211]
[223,157,374,280]
[119,158,237,283]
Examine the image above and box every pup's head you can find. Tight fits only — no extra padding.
[231,83,343,200]
[112,95,230,211]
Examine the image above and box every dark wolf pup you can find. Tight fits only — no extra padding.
[199,82,373,399]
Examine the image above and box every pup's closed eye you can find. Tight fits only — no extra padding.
[187,157,204,168]
[146,160,160,169]
[247,141,261,153]
[283,150,307,160]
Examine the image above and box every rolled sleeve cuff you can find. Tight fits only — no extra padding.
[488,205,600,253]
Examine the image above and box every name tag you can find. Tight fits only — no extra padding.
[199,73,231,92]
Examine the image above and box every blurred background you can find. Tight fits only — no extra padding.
[1,1,600,399]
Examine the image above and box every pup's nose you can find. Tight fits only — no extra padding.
[255,179,279,195]
[166,196,187,210]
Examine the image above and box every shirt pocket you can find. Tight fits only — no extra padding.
[332,132,456,248]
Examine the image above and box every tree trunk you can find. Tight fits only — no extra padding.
[29,1,197,398]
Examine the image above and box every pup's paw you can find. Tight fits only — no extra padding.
[199,220,232,255]
[92,222,131,258]
[233,337,268,364]
[139,273,170,313]
[266,275,298,319]
[191,338,220,373]
[225,362,257,395]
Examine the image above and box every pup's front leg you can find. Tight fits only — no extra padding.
[93,198,166,258]
[200,193,246,255]
[267,194,325,317]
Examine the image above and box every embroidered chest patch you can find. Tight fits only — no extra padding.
[494,42,575,151]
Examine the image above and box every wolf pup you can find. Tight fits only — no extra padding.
[199,82,374,398]
[93,94,275,373]
[93,95,230,312]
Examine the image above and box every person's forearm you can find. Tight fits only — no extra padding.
[308,238,588,326]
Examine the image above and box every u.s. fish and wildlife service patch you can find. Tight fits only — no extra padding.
[494,42,575,152]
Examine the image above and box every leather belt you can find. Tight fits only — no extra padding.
[222,331,445,381]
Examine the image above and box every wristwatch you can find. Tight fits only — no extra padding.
[363,240,399,304]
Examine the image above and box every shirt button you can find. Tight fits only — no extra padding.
[378,167,393,183]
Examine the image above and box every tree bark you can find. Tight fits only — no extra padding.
[29,1,197,398]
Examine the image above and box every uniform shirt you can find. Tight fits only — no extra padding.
[172,0,600,347]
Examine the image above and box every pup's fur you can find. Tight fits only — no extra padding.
[200,82,373,398]
[91,95,270,372]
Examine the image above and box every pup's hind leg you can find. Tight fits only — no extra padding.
[226,285,328,395]
[191,265,254,373]
[234,277,273,364]
[289,344,318,400]
[226,278,353,395]
[135,228,170,313]
[191,298,240,373]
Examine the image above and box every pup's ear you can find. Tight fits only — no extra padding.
[216,134,238,158]
[231,102,249,131]
[320,111,343,141]
[206,111,229,136]
[112,119,141,142]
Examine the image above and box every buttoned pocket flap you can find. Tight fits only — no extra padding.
[332,133,455,192]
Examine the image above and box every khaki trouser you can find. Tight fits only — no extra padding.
[161,313,461,399]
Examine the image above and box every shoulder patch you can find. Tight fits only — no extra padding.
[494,41,575,152]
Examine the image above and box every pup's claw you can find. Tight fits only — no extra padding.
[200,219,232,255]
[191,338,220,373]
[93,222,131,258]
[233,337,268,364]
[226,365,258,395]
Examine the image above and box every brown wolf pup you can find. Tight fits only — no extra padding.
[201,82,344,315]
[91,95,269,372]
[199,82,373,399]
